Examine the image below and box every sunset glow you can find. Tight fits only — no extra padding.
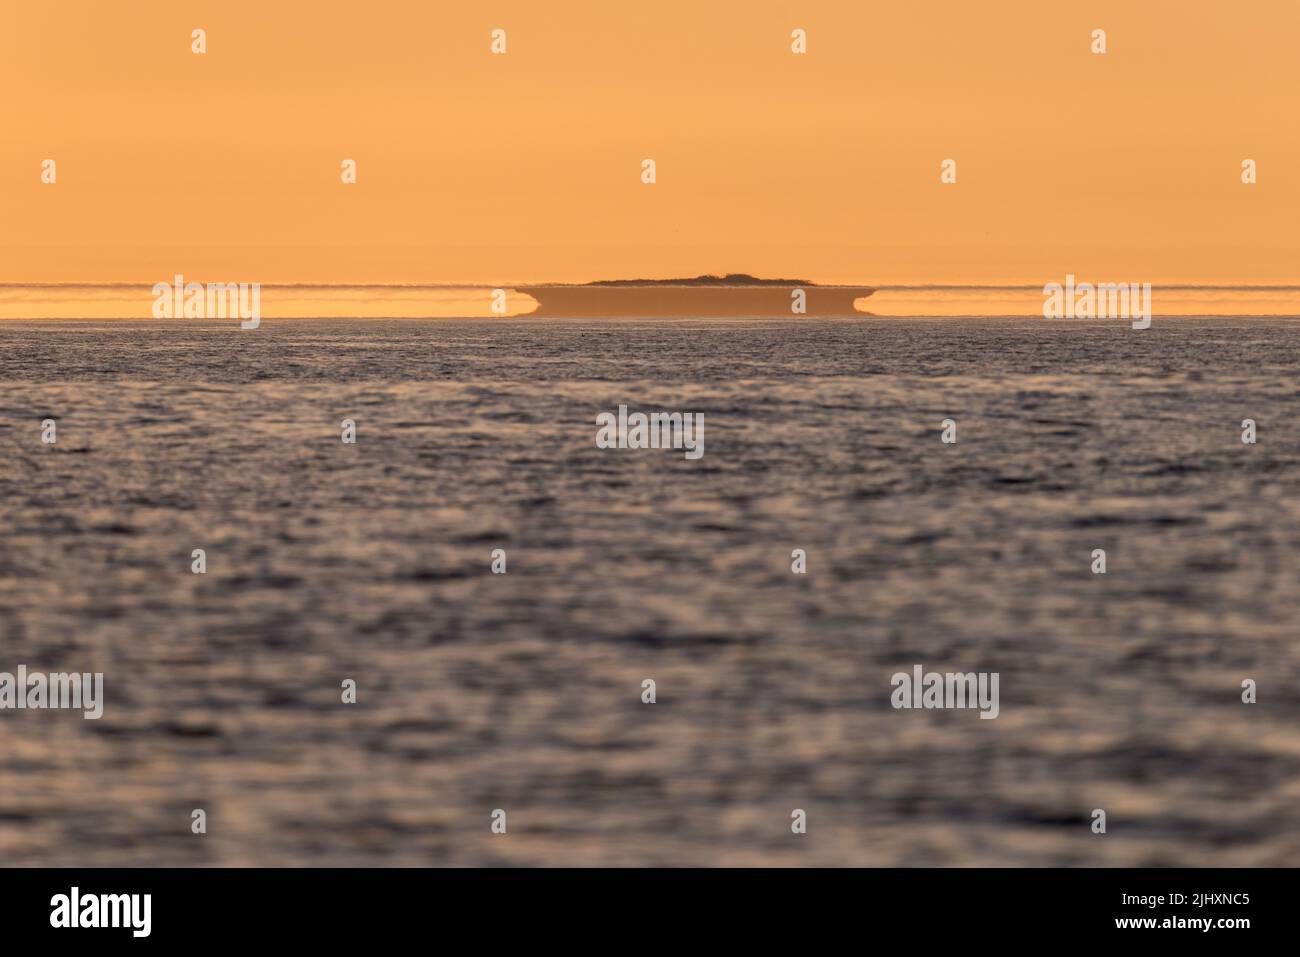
[3,1,1297,286]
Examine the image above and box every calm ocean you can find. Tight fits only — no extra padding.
[1,316,1298,865]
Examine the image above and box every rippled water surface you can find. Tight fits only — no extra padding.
[1,317,1298,866]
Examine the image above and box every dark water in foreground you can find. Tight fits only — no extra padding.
[1,316,1297,866]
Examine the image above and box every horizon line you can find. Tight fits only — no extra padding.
[3,282,1300,291]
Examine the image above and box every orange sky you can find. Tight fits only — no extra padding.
[2,1,1296,285]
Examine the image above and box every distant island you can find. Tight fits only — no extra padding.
[517,275,871,318]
